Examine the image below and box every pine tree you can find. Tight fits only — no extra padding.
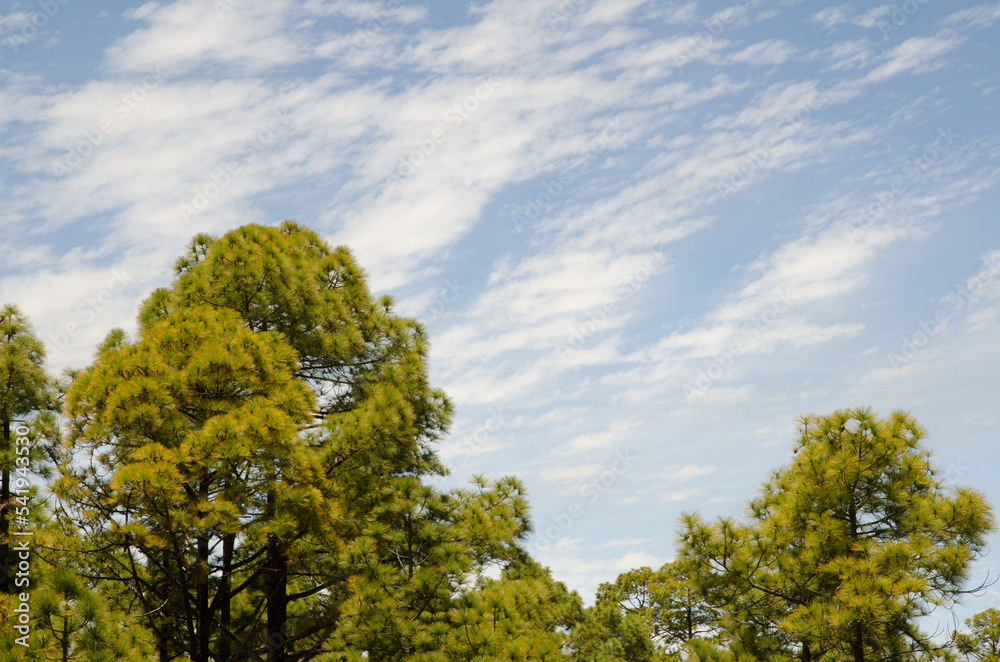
[329,477,565,661]
[56,223,548,662]
[679,408,996,662]
[0,304,56,594]
[130,222,454,661]
[596,561,719,650]
[56,305,316,662]
[955,609,1000,662]
[567,602,659,662]
[0,412,153,661]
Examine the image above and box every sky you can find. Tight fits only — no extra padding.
[1,0,999,626]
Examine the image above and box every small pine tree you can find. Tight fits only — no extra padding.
[679,408,996,662]
[955,609,1000,662]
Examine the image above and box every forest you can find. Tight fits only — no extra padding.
[0,222,996,662]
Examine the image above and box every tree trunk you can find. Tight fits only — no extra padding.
[158,633,171,662]
[802,640,812,662]
[219,533,235,661]
[61,614,70,662]
[849,499,864,662]
[197,535,211,662]
[265,488,288,662]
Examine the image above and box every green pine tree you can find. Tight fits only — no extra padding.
[0,304,57,594]
[56,305,317,662]
[596,561,719,650]
[330,478,569,661]
[567,601,659,662]
[955,609,1000,662]
[57,222,551,662]
[679,407,996,662]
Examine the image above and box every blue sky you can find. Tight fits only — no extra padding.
[2,0,1000,622]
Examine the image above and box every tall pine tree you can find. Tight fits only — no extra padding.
[57,222,547,662]
[679,408,995,662]
[0,304,55,594]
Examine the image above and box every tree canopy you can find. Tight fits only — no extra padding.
[678,407,996,662]
[1,225,997,662]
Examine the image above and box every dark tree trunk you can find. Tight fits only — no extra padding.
[197,535,212,662]
[159,633,171,662]
[849,498,864,662]
[219,532,235,661]
[265,488,288,662]
[853,624,865,662]
[61,616,70,662]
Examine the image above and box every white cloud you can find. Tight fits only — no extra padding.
[810,5,852,30]
[943,3,1000,28]
[863,34,964,83]
[553,418,638,456]
[539,463,603,483]
[106,0,304,75]
[597,537,655,550]
[860,362,927,384]
[819,39,875,71]
[810,5,891,31]
[533,546,666,604]
[648,464,716,482]
[659,489,699,502]
[728,39,798,66]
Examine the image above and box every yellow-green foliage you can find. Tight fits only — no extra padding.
[679,407,996,662]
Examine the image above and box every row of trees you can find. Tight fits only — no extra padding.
[0,222,996,661]
[595,408,997,662]
[0,223,653,661]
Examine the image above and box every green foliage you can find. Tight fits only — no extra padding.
[0,304,55,426]
[955,609,1000,662]
[9,226,997,662]
[0,304,59,594]
[1,473,154,661]
[328,477,578,662]
[57,304,317,662]
[596,561,718,650]
[683,632,792,662]
[567,602,659,662]
[56,223,548,662]
[679,407,997,662]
